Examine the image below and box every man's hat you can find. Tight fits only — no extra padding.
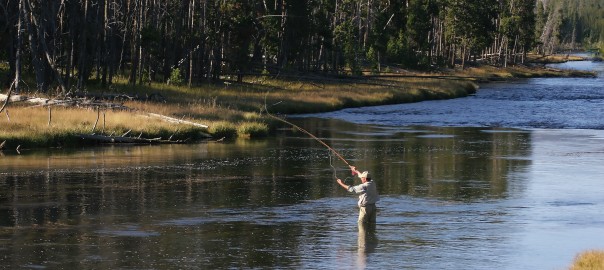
[358,171,370,178]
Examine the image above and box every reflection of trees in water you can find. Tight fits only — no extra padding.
[0,169,307,269]
[0,123,534,268]
[388,128,533,200]
[0,126,534,227]
[293,119,533,200]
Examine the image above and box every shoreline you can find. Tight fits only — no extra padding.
[0,59,597,152]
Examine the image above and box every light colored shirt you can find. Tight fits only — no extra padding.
[348,181,379,207]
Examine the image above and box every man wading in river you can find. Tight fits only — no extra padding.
[336,166,379,224]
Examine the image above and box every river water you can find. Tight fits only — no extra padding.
[1,60,604,269]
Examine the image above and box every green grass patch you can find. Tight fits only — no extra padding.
[236,122,269,138]
[207,121,238,138]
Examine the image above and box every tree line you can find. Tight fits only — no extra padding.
[0,0,601,94]
[537,0,604,53]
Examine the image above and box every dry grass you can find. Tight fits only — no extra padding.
[528,53,587,64]
[0,105,204,149]
[569,250,604,270]
[120,74,478,119]
[1,59,588,149]
[238,75,478,113]
[456,63,595,81]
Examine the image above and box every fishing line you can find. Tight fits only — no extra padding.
[329,150,353,183]
[263,93,351,167]
[329,151,337,179]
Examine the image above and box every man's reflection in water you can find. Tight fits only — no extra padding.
[357,222,378,268]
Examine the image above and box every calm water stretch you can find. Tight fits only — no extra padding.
[2,60,604,269]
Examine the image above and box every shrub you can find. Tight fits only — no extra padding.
[207,121,237,138]
[236,122,269,138]
[242,112,262,121]
[168,68,183,86]
[570,250,604,270]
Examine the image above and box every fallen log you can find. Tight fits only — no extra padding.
[0,93,29,102]
[0,93,129,109]
[77,133,187,144]
[69,91,166,102]
[145,113,209,128]
[0,93,57,105]
[70,92,136,101]
[2,94,211,138]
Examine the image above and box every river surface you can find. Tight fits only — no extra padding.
[1,60,604,269]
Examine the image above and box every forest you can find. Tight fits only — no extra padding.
[0,0,603,94]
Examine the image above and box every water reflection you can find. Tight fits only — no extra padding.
[294,119,532,201]
[0,119,535,269]
[357,222,378,269]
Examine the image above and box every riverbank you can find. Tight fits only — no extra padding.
[0,57,596,151]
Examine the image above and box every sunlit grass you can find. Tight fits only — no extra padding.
[570,250,604,270]
[527,53,586,63]
[236,122,269,138]
[0,105,207,149]
[119,74,479,116]
[4,59,588,149]
[456,61,595,80]
[0,75,481,149]
[207,121,237,138]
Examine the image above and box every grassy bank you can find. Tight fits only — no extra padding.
[0,58,596,150]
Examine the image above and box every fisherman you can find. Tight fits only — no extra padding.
[336,166,379,224]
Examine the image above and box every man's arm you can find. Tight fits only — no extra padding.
[336,179,351,191]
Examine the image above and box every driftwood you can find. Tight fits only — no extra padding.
[0,93,129,109]
[69,91,166,102]
[0,93,27,102]
[0,94,49,104]
[0,91,165,103]
[1,93,211,144]
[0,84,13,114]
[145,113,209,128]
[77,133,189,144]
[1,93,210,129]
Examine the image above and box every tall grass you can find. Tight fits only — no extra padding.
[456,61,595,80]
[0,75,484,149]
[5,58,587,149]
[237,122,269,138]
[570,250,604,270]
[0,105,207,149]
[207,121,237,138]
[527,53,587,64]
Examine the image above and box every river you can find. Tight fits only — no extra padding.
[1,60,604,269]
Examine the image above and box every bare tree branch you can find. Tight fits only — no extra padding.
[0,78,14,115]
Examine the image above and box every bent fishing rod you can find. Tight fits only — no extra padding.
[263,94,351,168]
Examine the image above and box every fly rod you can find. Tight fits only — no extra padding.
[263,94,351,167]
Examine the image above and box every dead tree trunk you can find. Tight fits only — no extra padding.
[22,0,46,92]
[1,0,24,114]
[26,1,67,94]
